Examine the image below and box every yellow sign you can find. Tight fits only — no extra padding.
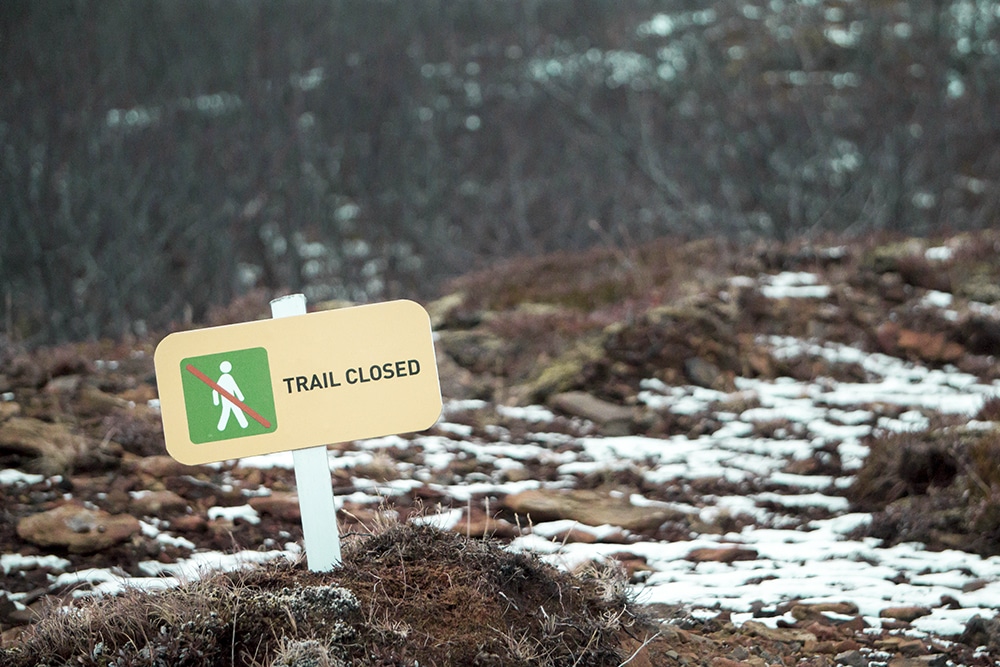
[154,300,442,465]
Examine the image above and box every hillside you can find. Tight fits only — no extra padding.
[2,232,1000,665]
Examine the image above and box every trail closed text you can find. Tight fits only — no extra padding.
[282,359,421,394]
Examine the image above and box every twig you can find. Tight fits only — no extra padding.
[618,630,662,666]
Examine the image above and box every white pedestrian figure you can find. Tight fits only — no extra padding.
[214,360,249,431]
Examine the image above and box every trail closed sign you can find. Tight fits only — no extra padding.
[154,299,442,465]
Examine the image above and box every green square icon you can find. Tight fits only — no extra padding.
[180,347,278,444]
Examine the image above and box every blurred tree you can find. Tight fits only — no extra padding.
[1,0,998,343]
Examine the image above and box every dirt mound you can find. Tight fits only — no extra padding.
[1,523,647,667]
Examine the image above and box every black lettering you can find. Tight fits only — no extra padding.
[395,360,407,377]
[346,368,358,384]
[283,377,294,393]
[322,372,329,388]
[382,362,395,379]
[329,371,341,387]
[296,376,309,392]
[309,374,322,390]
[370,364,382,381]
[408,359,420,376]
[359,366,371,383]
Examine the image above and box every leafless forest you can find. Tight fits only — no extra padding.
[2,0,999,342]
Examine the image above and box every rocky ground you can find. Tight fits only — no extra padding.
[3,232,1000,665]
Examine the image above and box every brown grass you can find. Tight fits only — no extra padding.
[443,235,742,316]
[2,522,645,667]
[848,427,1000,556]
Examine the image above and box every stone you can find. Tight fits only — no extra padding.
[69,474,119,496]
[803,640,841,655]
[119,382,158,405]
[791,601,859,620]
[880,606,932,622]
[425,292,468,330]
[835,639,862,653]
[834,649,868,667]
[549,391,635,435]
[75,384,131,417]
[877,324,967,364]
[435,330,509,374]
[888,657,947,667]
[685,546,758,563]
[43,375,82,394]
[875,321,902,354]
[684,357,722,389]
[503,489,683,532]
[16,503,141,554]
[516,338,606,403]
[130,490,189,516]
[783,456,823,475]
[434,348,494,401]
[711,659,745,667]
[803,621,843,642]
[896,330,964,364]
[170,515,208,533]
[550,527,599,544]
[132,455,206,478]
[0,400,20,421]
[0,416,87,476]
[449,510,518,540]
[249,492,302,521]
[742,620,817,644]
[897,638,929,656]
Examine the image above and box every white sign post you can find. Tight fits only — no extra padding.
[270,294,341,571]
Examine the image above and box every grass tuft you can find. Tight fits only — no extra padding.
[2,522,644,667]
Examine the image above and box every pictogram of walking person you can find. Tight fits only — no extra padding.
[214,360,249,431]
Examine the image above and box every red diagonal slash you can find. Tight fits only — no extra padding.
[184,364,273,429]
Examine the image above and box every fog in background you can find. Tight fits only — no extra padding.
[2,0,999,343]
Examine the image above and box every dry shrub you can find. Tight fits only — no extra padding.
[446,236,699,315]
[204,289,275,328]
[447,247,639,313]
[100,409,167,458]
[976,396,1000,422]
[849,428,1000,556]
[0,334,22,375]
[584,303,742,396]
[485,308,610,383]
[848,430,960,512]
[2,523,641,667]
[1,345,91,390]
[893,253,952,292]
[967,433,1000,492]
[948,232,1000,303]
[337,523,632,666]
[958,315,1000,356]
